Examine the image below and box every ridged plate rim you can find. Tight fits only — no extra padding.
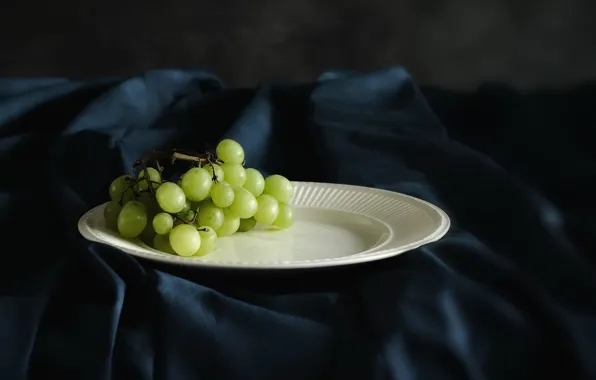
[78,182,451,269]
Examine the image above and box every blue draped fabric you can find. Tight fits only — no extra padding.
[0,67,595,380]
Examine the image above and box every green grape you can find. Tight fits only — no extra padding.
[273,202,294,229]
[254,194,279,225]
[140,224,157,245]
[180,167,212,202]
[153,212,174,235]
[216,139,245,165]
[155,182,186,213]
[196,202,224,230]
[229,187,258,219]
[169,224,201,257]
[109,175,135,203]
[215,209,240,236]
[103,201,122,230]
[117,201,148,238]
[137,192,160,218]
[138,196,158,242]
[194,226,217,256]
[190,201,203,213]
[177,209,196,224]
[221,163,246,187]
[238,217,257,232]
[204,163,224,182]
[264,174,294,203]
[137,167,161,191]
[210,181,235,208]
[153,233,175,254]
[243,168,265,197]
[181,199,193,213]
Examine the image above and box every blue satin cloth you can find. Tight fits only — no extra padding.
[0,68,595,380]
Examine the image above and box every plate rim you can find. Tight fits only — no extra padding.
[78,181,451,270]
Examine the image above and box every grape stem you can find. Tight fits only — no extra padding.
[173,207,200,226]
[133,149,223,172]
[134,148,224,184]
[142,167,156,197]
[131,148,223,225]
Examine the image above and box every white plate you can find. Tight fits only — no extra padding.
[78,182,450,269]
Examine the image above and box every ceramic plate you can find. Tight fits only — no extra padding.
[78,182,450,269]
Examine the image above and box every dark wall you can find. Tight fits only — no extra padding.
[1,0,595,89]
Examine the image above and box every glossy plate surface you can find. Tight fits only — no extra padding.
[78,182,450,269]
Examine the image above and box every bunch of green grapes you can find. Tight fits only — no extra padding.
[103,139,295,257]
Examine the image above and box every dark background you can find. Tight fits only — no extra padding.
[1,0,595,89]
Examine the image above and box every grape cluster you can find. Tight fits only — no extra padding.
[103,139,295,257]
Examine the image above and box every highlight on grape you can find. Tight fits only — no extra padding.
[103,139,295,257]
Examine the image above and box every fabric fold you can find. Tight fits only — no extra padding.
[0,67,594,380]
